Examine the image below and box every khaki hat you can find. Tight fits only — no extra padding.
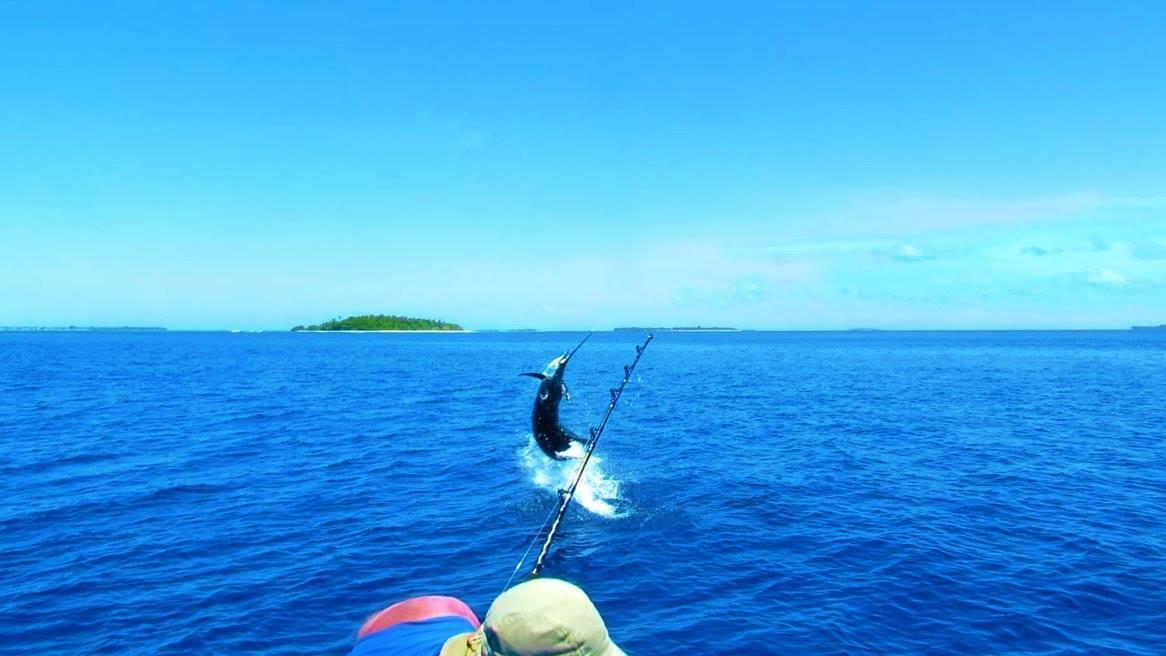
[462,578,625,656]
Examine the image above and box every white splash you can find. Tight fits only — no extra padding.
[519,436,627,518]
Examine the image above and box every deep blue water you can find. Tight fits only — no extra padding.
[3,330,1165,654]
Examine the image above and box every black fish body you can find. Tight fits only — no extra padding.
[528,374,580,457]
[522,336,590,459]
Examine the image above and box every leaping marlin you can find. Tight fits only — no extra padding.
[521,334,592,459]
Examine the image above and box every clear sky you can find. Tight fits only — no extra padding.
[2,2,1164,330]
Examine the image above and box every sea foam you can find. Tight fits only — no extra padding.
[518,436,627,518]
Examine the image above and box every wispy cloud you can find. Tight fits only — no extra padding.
[382,204,1163,329]
[808,191,1104,239]
[751,239,940,262]
[1086,269,1127,285]
[891,244,935,262]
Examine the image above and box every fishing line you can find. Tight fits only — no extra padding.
[499,501,559,596]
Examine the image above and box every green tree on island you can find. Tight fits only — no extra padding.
[292,315,463,331]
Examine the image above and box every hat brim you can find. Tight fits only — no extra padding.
[439,632,481,656]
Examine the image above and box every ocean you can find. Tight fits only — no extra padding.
[2,330,1164,654]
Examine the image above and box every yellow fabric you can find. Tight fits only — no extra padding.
[479,578,625,656]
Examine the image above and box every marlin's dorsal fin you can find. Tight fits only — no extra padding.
[520,372,548,380]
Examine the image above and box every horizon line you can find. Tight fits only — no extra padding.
[2,325,1162,333]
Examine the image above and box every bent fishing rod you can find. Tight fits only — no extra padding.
[529,333,654,577]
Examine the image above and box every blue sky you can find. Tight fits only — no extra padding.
[1,2,1163,330]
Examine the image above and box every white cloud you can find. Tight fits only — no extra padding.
[1087,269,1127,285]
[805,191,1103,239]
[893,244,935,262]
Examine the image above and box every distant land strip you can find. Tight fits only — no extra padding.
[292,314,464,331]
[614,326,737,332]
[0,326,166,332]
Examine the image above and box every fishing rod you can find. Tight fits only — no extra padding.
[529,333,654,577]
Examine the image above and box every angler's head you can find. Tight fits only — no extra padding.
[459,578,626,656]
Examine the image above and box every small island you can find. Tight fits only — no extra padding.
[292,314,464,332]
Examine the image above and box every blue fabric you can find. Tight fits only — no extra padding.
[349,616,476,656]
